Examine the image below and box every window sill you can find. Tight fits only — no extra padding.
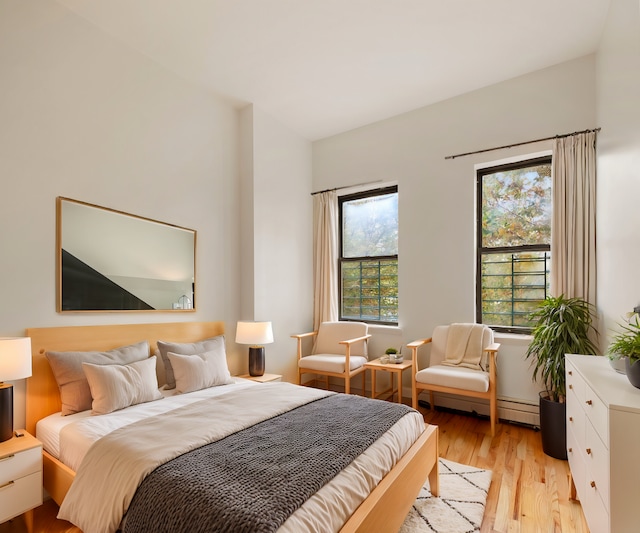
[494,331,533,344]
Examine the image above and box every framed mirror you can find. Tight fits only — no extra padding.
[57,197,196,312]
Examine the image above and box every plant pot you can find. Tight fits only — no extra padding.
[624,358,640,388]
[539,392,567,460]
[609,355,627,374]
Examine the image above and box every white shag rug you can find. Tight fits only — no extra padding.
[400,458,492,533]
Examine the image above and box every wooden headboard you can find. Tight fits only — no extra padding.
[25,321,225,435]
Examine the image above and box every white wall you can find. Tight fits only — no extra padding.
[238,105,314,382]
[0,1,242,428]
[596,0,640,348]
[313,56,597,406]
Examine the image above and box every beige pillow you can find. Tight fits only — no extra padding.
[157,335,225,389]
[83,356,163,415]
[46,341,150,415]
[167,349,233,394]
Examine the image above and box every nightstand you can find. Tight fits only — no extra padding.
[0,431,42,533]
[237,373,282,383]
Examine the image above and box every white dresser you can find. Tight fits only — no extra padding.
[565,354,640,533]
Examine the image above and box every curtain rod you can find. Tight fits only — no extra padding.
[311,180,383,196]
[444,127,601,160]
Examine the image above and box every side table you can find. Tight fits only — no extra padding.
[237,373,282,383]
[364,358,413,404]
[0,430,42,533]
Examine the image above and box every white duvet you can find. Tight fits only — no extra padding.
[39,381,424,533]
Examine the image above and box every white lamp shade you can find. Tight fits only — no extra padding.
[0,337,32,381]
[235,322,274,345]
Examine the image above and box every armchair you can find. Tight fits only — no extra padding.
[292,321,371,395]
[409,324,500,436]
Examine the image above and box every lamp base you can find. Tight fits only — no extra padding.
[0,383,13,443]
[249,347,265,377]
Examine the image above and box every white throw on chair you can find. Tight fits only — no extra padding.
[409,323,500,436]
[291,321,371,395]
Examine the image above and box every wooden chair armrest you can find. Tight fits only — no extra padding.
[485,343,500,364]
[408,337,432,373]
[406,338,432,349]
[291,331,318,360]
[290,331,318,340]
[338,334,372,346]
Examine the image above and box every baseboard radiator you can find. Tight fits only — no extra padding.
[413,389,540,427]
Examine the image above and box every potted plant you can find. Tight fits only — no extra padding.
[385,347,402,363]
[525,295,599,459]
[608,315,640,387]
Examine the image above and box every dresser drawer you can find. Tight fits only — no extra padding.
[567,424,586,499]
[566,364,584,403]
[566,393,585,446]
[585,421,610,510]
[583,385,608,447]
[584,474,609,533]
[0,447,42,486]
[0,471,43,523]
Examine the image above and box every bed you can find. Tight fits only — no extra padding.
[25,321,439,533]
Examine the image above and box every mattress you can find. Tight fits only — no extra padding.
[39,380,424,533]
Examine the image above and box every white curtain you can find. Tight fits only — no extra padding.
[551,131,597,306]
[313,190,339,330]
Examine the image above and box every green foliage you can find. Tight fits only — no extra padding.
[481,251,550,328]
[343,193,398,258]
[482,164,551,248]
[385,347,398,355]
[341,191,398,323]
[607,317,640,363]
[341,259,398,322]
[480,162,552,328]
[525,295,599,402]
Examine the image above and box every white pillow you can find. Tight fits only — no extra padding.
[167,349,233,393]
[83,356,163,415]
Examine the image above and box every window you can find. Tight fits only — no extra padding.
[477,156,552,332]
[339,186,398,324]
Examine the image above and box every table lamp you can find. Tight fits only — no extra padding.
[235,321,274,377]
[0,337,32,442]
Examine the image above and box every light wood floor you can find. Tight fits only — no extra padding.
[1,407,588,533]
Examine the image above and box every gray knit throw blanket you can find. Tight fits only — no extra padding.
[123,394,413,533]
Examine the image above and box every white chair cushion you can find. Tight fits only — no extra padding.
[415,365,490,393]
[298,354,368,373]
[314,321,368,358]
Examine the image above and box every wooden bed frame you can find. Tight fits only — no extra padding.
[25,321,439,533]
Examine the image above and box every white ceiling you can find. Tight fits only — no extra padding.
[57,0,611,140]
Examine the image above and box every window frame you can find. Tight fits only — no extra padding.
[476,156,552,334]
[338,185,398,326]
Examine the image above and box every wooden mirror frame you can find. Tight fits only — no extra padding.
[56,197,196,312]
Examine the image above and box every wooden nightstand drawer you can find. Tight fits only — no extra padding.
[0,471,42,523]
[0,447,42,486]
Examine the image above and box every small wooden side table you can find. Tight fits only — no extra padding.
[0,430,42,533]
[237,373,282,383]
[364,358,413,404]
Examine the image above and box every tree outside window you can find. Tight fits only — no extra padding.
[339,186,398,324]
[477,157,552,332]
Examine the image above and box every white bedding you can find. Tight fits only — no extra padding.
[37,377,257,471]
[39,381,424,533]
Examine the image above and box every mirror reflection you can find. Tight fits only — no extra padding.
[57,197,196,312]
